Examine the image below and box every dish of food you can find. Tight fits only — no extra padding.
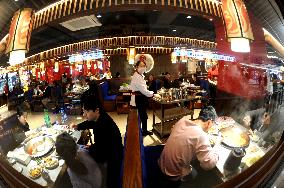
[28,165,42,179]
[43,156,59,169]
[44,128,58,136]
[215,116,236,127]
[24,136,54,157]
[220,127,250,148]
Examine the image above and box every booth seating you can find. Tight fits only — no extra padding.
[122,109,165,188]
[99,81,117,112]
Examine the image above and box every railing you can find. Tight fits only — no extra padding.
[122,109,144,188]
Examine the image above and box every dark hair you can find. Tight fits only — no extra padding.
[135,61,146,68]
[56,132,88,175]
[115,72,121,78]
[81,89,104,113]
[16,104,30,116]
[165,72,170,75]
[198,106,218,122]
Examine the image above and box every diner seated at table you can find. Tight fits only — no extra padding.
[55,132,102,188]
[242,103,271,132]
[71,93,123,188]
[162,72,173,89]
[33,84,43,98]
[147,74,157,93]
[42,82,54,108]
[158,106,221,188]
[0,105,30,155]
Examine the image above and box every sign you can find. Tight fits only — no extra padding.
[69,50,103,63]
[174,48,236,62]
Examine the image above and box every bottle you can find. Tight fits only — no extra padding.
[44,109,51,128]
[224,148,246,172]
[60,107,68,124]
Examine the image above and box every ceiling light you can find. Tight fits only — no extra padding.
[209,18,213,21]
[173,29,176,32]
[97,14,102,18]
[187,16,191,19]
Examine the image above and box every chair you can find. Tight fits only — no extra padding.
[100,81,117,111]
[77,129,93,146]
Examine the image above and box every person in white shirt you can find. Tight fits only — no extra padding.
[130,61,154,136]
[33,84,43,97]
[158,106,220,187]
[55,132,102,188]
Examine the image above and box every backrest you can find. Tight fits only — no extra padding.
[100,81,109,97]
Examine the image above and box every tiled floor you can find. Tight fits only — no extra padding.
[26,109,201,146]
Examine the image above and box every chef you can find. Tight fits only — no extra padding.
[130,60,156,136]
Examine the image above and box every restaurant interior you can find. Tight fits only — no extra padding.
[0,0,284,187]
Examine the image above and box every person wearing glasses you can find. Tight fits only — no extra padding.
[71,94,123,188]
[158,106,221,188]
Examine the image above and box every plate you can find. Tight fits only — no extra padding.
[215,116,236,127]
[13,164,23,173]
[43,156,59,169]
[220,127,250,148]
[24,136,55,158]
[28,165,42,179]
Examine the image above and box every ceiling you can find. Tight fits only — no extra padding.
[0,0,283,65]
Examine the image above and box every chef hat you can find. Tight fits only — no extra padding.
[198,106,218,122]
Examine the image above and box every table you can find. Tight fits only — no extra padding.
[152,97,195,137]
[7,126,81,187]
[212,122,266,182]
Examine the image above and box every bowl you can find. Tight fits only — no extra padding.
[24,136,54,158]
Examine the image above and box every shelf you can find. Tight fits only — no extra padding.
[154,107,193,121]
[152,119,180,137]
[153,97,195,105]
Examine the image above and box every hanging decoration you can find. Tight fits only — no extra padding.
[54,61,59,72]
[171,52,177,64]
[0,34,9,55]
[134,54,154,73]
[40,61,45,75]
[6,8,34,65]
[221,0,254,52]
[180,49,187,63]
[127,48,136,64]
[86,60,91,68]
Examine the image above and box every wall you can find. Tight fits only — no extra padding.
[214,11,270,99]
[109,54,180,78]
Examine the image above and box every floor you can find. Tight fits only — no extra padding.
[25,109,201,147]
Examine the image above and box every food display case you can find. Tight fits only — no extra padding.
[152,88,198,137]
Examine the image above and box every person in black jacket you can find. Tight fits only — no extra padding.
[72,94,123,188]
[163,72,172,89]
[0,105,30,154]
[147,74,157,93]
